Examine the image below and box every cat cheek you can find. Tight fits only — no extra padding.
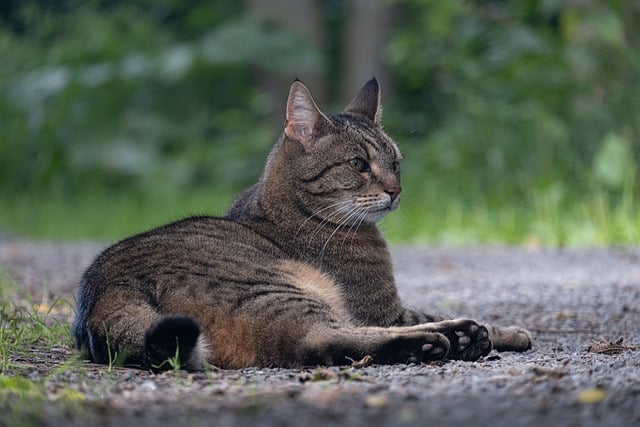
[305,181,341,196]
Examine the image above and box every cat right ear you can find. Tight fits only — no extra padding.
[344,78,382,124]
[285,80,328,148]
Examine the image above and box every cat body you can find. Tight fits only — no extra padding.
[73,79,531,370]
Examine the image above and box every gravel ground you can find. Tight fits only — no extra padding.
[1,241,639,427]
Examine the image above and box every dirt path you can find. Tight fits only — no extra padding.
[1,242,639,427]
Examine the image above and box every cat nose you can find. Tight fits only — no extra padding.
[385,186,402,202]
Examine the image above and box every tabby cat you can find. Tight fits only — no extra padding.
[73,79,531,370]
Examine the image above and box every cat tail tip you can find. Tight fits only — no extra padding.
[142,315,210,372]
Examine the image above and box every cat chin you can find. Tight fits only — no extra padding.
[363,199,400,223]
[363,209,392,224]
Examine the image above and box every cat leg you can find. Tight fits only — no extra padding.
[487,325,532,352]
[83,287,156,366]
[394,307,446,324]
[412,315,532,354]
[298,319,491,365]
[298,326,451,366]
[397,319,493,361]
[403,318,532,354]
[392,311,493,361]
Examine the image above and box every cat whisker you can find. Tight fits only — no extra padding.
[297,199,352,240]
[320,205,366,257]
[343,206,371,238]
[304,200,352,225]
[339,207,370,248]
[308,210,350,242]
[306,200,355,241]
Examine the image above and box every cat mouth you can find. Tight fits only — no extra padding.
[314,195,399,226]
[379,194,401,211]
[363,209,391,223]
[362,196,400,223]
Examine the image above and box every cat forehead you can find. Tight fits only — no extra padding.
[327,113,402,160]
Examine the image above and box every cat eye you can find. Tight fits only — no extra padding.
[392,161,400,174]
[348,157,370,172]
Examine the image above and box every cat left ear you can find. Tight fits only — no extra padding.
[285,80,329,148]
[344,78,382,124]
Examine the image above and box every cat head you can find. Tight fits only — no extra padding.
[281,78,402,225]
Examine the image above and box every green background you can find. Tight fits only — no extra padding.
[1,0,638,245]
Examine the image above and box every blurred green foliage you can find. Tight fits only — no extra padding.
[387,0,639,204]
[0,0,638,243]
[0,0,319,201]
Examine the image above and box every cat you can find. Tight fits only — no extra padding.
[73,78,531,371]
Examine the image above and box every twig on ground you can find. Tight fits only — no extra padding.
[587,337,640,355]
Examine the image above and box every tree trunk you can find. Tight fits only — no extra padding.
[341,0,394,103]
[246,0,327,120]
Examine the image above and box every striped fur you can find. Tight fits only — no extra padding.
[73,79,530,371]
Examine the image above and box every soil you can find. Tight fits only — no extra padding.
[0,241,639,427]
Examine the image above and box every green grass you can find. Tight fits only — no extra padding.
[0,189,235,241]
[0,185,638,246]
[0,273,86,427]
[0,272,74,372]
[381,190,640,246]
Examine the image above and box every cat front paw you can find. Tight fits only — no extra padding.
[441,319,492,361]
[414,333,450,363]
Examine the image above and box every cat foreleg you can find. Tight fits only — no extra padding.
[394,307,447,325]
[387,319,492,361]
[396,308,531,354]
[299,327,451,366]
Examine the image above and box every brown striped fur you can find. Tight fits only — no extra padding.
[73,79,531,370]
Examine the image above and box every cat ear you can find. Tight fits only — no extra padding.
[344,78,382,124]
[285,80,328,147]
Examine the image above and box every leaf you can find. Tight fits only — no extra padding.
[346,355,374,368]
[531,366,568,379]
[364,394,389,408]
[587,336,639,355]
[576,387,607,404]
[297,368,339,383]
